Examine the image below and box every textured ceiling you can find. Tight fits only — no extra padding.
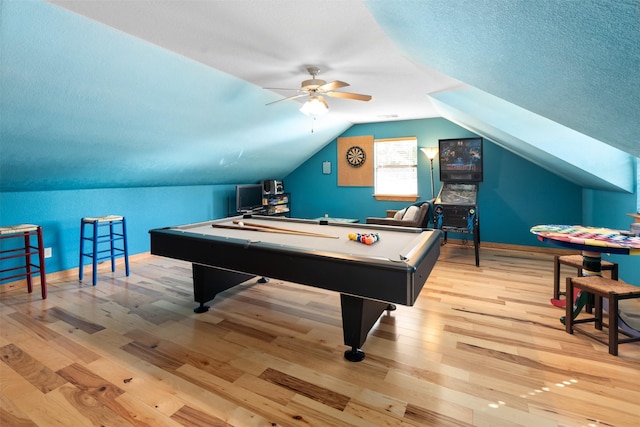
[44,0,465,123]
[430,88,634,191]
[366,0,640,159]
[1,0,637,192]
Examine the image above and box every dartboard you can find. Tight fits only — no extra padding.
[346,146,366,167]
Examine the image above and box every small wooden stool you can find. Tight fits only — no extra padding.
[553,254,618,300]
[0,224,47,299]
[565,276,640,355]
[79,216,129,286]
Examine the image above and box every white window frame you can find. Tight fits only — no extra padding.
[373,137,419,202]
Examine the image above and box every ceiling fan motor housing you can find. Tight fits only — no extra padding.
[301,78,326,91]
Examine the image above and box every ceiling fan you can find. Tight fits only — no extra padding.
[265,66,372,115]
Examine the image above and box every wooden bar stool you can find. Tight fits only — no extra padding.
[0,224,47,299]
[553,254,618,300]
[565,276,640,356]
[79,216,129,286]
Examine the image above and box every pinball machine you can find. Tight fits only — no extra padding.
[433,137,482,266]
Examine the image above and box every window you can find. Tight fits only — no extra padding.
[374,137,418,201]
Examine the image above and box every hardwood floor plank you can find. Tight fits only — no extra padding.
[7,311,62,342]
[1,246,638,426]
[56,363,124,398]
[113,393,185,427]
[259,367,350,411]
[55,384,132,427]
[49,334,102,365]
[56,363,160,425]
[85,357,186,418]
[124,329,245,383]
[156,320,247,363]
[19,386,96,427]
[45,307,105,335]
[0,389,38,426]
[0,343,68,393]
[342,400,414,427]
[9,336,77,373]
[171,404,233,427]
[121,340,185,372]
[223,291,342,328]
[216,318,279,343]
[404,402,473,427]
[175,363,323,426]
[233,372,296,406]
[342,392,408,421]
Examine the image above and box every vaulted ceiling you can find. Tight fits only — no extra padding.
[1,0,638,192]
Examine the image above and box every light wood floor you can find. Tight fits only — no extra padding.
[1,244,639,427]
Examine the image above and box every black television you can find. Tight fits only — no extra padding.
[438,137,483,182]
[235,184,264,213]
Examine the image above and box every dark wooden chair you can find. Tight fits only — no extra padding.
[565,276,640,356]
[553,254,618,301]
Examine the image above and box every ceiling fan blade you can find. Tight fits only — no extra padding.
[266,93,307,106]
[325,91,372,102]
[317,80,349,92]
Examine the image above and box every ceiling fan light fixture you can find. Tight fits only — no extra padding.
[300,95,329,116]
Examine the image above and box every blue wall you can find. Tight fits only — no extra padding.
[2,117,636,286]
[286,118,638,284]
[285,117,583,246]
[282,119,466,222]
[0,185,236,282]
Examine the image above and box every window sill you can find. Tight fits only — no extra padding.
[373,194,419,202]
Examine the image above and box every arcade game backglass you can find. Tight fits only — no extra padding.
[434,137,482,266]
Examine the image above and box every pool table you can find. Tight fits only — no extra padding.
[149,215,441,361]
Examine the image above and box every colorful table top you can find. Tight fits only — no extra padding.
[530,224,640,255]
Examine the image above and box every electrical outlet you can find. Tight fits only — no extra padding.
[44,247,52,258]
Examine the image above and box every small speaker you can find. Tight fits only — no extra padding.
[262,180,283,195]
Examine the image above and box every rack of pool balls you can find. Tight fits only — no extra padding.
[348,232,380,245]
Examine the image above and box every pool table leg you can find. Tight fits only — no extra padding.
[192,264,254,313]
[340,294,391,362]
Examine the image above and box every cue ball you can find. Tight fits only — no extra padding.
[238,221,244,227]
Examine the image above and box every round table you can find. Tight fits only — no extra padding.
[530,224,640,320]
[531,224,640,256]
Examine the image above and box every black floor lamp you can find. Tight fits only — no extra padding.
[420,147,438,199]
